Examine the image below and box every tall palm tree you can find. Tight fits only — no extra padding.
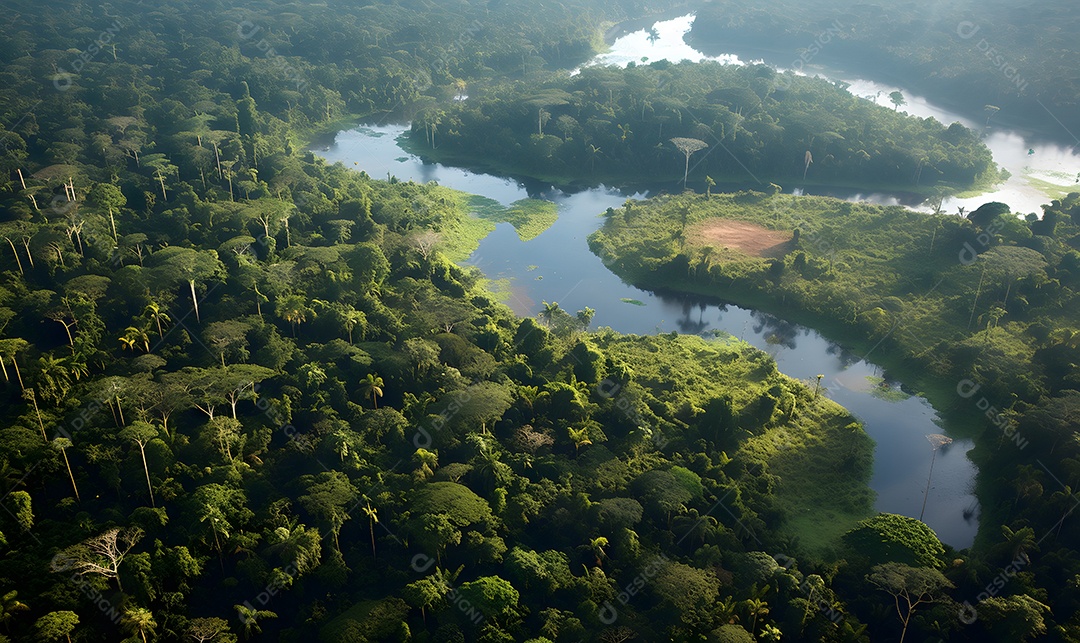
[0,590,29,629]
[360,373,384,409]
[35,355,75,406]
[567,426,592,453]
[1000,524,1038,562]
[1048,485,1078,536]
[234,604,276,639]
[121,326,150,353]
[413,448,438,480]
[538,301,561,327]
[121,607,156,643]
[362,500,378,559]
[741,598,769,636]
[277,294,311,337]
[589,536,608,567]
[142,301,170,339]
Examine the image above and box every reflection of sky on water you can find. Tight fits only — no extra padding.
[309,12,1013,546]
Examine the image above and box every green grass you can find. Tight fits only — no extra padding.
[588,191,1000,443]
[620,298,645,306]
[866,376,913,403]
[741,397,876,556]
[477,276,515,303]
[438,190,498,262]
[1025,173,1079,201]
[466,195,560,241]
[592,332,875,557]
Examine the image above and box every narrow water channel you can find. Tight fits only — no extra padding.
[316,123,980,548]
[304,10,1080,551]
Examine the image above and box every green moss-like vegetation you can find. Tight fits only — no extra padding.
[591,332,875,556]
[412,61,997,194]
[439,195,559,261]
[590,187,1080,568]
[470,196,560,241]
[866,377,913,403]
[844,513,947,569]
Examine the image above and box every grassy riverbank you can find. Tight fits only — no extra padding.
[437,191,560,262]
[589,189,1080,550]
[591,331,876,557]
[406,136,1001,200]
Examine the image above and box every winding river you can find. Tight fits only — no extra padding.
[314,14,1080,550]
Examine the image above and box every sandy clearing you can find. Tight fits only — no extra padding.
[689,219,794,258]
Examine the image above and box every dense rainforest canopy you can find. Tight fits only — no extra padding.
[409,61,998,192]
[591,188,1080,640]
[689,0,1080,136]
[0,0,1078,640]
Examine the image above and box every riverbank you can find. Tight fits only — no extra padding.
[404,131,996,202]
[591,330,876,558]
[591,190,1080,551]
[686,2,1080,143]
[317,123,983,548]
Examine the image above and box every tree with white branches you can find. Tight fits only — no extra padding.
[52,527,144,592]
[670,137,708,188]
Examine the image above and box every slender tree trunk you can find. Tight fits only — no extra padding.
[211,523,224,571]
[919,447,939,521]
[107,398,120,427]
[189,280,201,322]
[138,442,155,507]
[108,207,118,241]
[968,266,986,330]
[16,168,26,190]
[0,355,8,383]
[62,448,80,500]
[12,357,24,390]
[30,393,46,441]
[4,238,24,275]
[19,238,33,268]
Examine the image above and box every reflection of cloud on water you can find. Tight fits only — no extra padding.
[829,370,871,392]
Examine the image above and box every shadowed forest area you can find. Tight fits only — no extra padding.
[0,0,1078,641]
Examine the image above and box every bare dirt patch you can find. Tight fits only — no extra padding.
[689,219,794,258]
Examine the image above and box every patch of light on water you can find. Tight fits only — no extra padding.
[596,13,1080,214]
[578,14,746,72]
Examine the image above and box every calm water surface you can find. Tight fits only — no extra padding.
[303,11,1080,549]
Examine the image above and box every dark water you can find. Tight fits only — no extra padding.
[317,123,980,548]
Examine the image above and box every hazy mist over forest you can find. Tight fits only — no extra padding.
[0,0,1079,641]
